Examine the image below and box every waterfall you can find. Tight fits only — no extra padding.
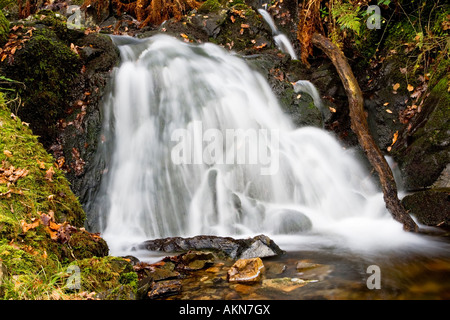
[90,34,437,256]
[257,9,298,60]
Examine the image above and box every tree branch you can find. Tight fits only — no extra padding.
[311,32,418,232]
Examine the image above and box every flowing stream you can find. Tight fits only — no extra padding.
[89,34,449,289]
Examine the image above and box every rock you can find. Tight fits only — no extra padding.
[402,189,450,228]
[264,209,313,234]
[147,280,182,299]
[296,260,322,270]
[134,234,284,259]
[262,277,313,292]
[227,257,265,283]
[295,263,333,281]
[239,234,285,259]
[392,78,450,190]
[181,251,216,271]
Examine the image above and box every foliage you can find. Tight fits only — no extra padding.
[81,0,203,28]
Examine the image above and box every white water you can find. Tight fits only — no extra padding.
[257,9,298,60]
[91,34,443,258]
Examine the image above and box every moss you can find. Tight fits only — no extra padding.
[198,0,223,13]
[0,102,85,226]
[70,256,137,299]
[2,15,82,147]
[0,9,9,45]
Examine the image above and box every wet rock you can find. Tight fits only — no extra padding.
[402,189,450,228]
[135,234,284,259]
[262,277,313,292]
[296,260,322,270]
[295,262,333,281]
[227,257,265,283]
[265,209,313,234]
[181,251,216,271]
[147,280,182,299]
[391,78,450,190]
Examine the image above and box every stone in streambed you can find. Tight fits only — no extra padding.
[227,257,265,283]
[134,234,284,260]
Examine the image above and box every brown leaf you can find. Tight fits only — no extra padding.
[37,159,46,170]
[21,219,40,233]
[3,150,12,157]
[45,166,55,182]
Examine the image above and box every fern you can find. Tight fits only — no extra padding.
[332,1,362,36]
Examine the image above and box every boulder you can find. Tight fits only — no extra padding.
[134,234,284,259]
[227,257,265,283]
[402,189,450,228]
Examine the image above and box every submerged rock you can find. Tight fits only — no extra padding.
[227,257,265,283]
[262,277,314,292]
[147,280,182,299]
[134,234,284,259]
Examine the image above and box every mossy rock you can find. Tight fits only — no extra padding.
[392,78,450,190]
[2,13,83,148]
[0,98,115,300]
[402,189,450,228]
[70,256,137,299]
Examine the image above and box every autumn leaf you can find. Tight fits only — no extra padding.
[386,109,393,114]
[21,218,40,233]
[45,166,55,182]
[393,83,400,91]
[3,150,12,157]
[407,84,414,92]
[230,15,236,23]
[180,33,188,39]
[391,131,399,145]
[37,159,46,170]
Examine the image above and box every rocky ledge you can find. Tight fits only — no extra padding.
[133,234,285,260]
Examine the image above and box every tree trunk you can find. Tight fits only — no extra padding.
[311,33,418,232]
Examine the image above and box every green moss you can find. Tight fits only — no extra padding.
[0,10,9,45]
[2,16,82,147]
[70,257,137,299]
[198,0,223,13]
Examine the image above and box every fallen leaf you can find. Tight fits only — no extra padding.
[37,159,46,170]
[391,131,398,145]
[393,83,400,91]
[21,219,40,233]
[230,16,235,23]
[241,24,250,28]
[180,33,188,39]
[383,102,390,106]
[407,84,414,92]
[386,109,393,113]
[3,150,12,157]
[45,166,55,182]
[329,107,337,113]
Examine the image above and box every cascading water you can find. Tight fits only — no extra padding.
[91,34,443,258]
[257,8,298,60]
